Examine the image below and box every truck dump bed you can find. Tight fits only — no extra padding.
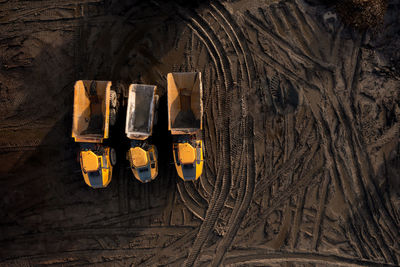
[167,72,202,135]
[125,84,157,140]
[72,80,111,143]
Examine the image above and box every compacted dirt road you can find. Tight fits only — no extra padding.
[0,0,399,266]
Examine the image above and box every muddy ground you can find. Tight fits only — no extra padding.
[0,0,399,266]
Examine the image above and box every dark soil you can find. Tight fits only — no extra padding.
[336,0,388,29]
[0,0,399,266]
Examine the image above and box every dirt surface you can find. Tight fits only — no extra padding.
[0,0,399,266]
[335,0,388,29]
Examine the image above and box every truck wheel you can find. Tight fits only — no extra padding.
[110,148,117,166]
[197,130,203,140]
[153,111,158,126]
[110,108,117,126]
[110,90,117,108]
[153,95,160,125]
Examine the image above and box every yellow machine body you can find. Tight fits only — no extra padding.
[178,143,196,164]
[130,147,148,167]
[80,147,113,188]
[127,145,158,183]
[81,150,100,172]
[173,140,203,181]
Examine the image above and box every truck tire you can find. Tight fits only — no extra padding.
[110,90,117,108]
[110,108,116,126]
[153,94,160,125]
[197,130,203,140]
[110,148,117,166]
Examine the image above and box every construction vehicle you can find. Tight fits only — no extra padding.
[125,84,159,183]
[72,80,118,188]
[167,72,204,181]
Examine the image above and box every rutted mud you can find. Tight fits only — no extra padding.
[0,0,399,266]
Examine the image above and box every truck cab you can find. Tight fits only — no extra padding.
[80,144,116,188]
[173,139,203,181]
[127,141,158,183]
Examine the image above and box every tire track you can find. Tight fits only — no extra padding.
[181,8,231,92]
[210,2,256,86]
[309,29,399,263]
[202,162,215,193]
[251,40,324,102]
[211,115,255,266]
[238,148,324,244]
[254,116,315,198]
[289,184,307,249]
[247,4,399,260]
[203,108,218,178]
[318,114,370,260]
[175,5,234,266]
[1,226,194,245]
[177,181,206,220]
[311,171,330,250]
[280,2,316,60]
[1,247,156,265]
[312,85,385,261]
[86,206,164,227]
[228,121,244,188]
[201,249,398,267]
[194,178,212,209]
[246,10,333,71]
[138,228,198,266]
[199,5,259,264]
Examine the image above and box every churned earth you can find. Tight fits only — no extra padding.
[0,0,399,266]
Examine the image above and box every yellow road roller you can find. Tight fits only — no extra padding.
[167,72,204,181]
[72,80,117,188]
[125,84,159,183]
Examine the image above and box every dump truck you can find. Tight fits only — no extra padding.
[167,72,204,181]
[72,80,118,188]
[125,84,159,183]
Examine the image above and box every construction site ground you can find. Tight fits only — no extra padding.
[0,0,399,266]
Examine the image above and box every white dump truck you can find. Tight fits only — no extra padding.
[125,84,159,183]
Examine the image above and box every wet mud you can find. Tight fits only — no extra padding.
[0,0,399,266]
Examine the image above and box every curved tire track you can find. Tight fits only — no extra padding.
[212,116,255,266]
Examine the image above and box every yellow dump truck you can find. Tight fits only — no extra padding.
[167,72,204,181]
[72,80,117,188]
[125,84,159,183]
